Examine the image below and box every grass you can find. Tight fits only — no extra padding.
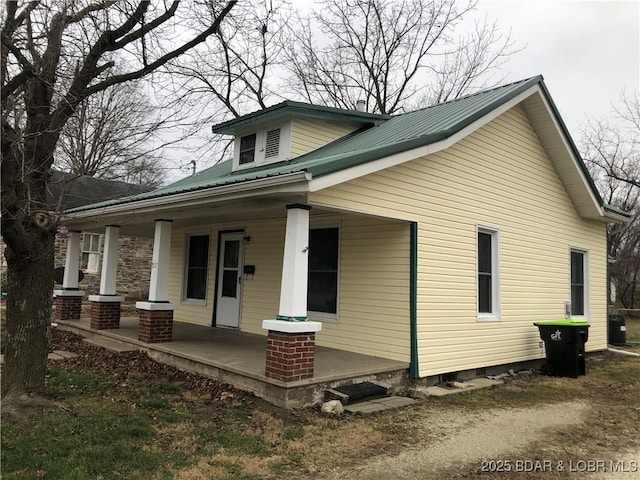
[2,342,639,479]
[624,316,640,352]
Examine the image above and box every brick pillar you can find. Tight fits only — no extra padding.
[265,331,317,382]
[91,302,121,330]
[88,295,124,330]
[262,319,322,382]
[53,293,84,322]
[138,309,174,343]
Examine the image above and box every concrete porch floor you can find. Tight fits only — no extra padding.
[57,317,410,408]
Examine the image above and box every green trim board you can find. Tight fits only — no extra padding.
[276,315,308,322]
[410,222,419,379]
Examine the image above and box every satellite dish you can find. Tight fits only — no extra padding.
[53,267,84,285]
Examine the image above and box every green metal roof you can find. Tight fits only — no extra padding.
[68,75,614,215]
[211,100,389,134]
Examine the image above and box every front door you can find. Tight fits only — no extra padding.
[215,232,244,328]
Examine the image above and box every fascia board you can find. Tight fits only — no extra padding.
[530,86,604,219]
[64,172,311,220]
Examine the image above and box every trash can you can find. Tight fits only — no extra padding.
[608,315,626,346]
[533,319,590,378]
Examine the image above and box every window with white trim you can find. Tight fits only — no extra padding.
[239,133,256,165]
[184,234,210,301]
[477,227,500,319]
[233,122,291,171]
[308,227,339,319]
[81,233,101,273]
[570,250,587,316]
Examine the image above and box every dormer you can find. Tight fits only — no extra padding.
[211,101,389,172]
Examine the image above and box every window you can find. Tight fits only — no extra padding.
[571,250,586,316]
[184,234,210,301]
[239,134,256,165]
[308,227,339,317]
[233,123,291,171]
[81,233,101,273]
[477,227,499,319]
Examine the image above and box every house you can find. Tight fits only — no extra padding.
[57,76,631,390]
[1,172,153,301]
[49,172,154,300]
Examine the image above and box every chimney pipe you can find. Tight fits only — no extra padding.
[356,99,366,112]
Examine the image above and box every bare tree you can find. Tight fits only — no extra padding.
[54,79,169,187]
[158,0,291,167]
[1,0,237,401]
[582,92,640,310]
[283,0,517,114]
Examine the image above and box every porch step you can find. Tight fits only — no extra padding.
[83,337,139,353]
[325,381,390,404]
[344,396,419,414]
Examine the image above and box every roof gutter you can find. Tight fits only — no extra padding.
[602,207,633,224]
[64,171,312,219]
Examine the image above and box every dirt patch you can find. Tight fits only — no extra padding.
[8,329,635,480]
[316,401,589,479]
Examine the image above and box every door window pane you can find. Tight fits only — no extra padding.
[221,270,238,297]
[224,240,240,268]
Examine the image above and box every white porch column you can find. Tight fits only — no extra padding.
[136,220,175,343]
[277,204,311,321]
[54,230,85,322]
[262,204,321,382]
[88,225,124,330]
[62,230,82,289]
[148,219,172,303]
[99,225,120,295]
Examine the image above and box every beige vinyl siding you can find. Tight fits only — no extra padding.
[290,118,360,158]
[240,214,410,362]
[318,216,410,361]
[166,215,410,362]
[237,220,285,333]
[309,104,608,377]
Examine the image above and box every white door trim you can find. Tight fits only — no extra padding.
[215,232,244,328]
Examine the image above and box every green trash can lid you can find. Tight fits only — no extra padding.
[533,319,590,327]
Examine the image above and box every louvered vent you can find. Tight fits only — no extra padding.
[264,129,280,158]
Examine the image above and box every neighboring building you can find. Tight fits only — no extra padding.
[0,172,153,299]
[61,76,631,383]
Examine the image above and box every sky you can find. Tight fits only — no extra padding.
[165,0,640,180]
[467,0,639,140]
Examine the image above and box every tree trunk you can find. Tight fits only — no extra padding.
[1,228,55,397]
[1,126,58,398]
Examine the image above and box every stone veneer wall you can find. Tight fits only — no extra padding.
[53,226,152,300]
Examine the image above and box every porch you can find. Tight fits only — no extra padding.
[57,317,410,408]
